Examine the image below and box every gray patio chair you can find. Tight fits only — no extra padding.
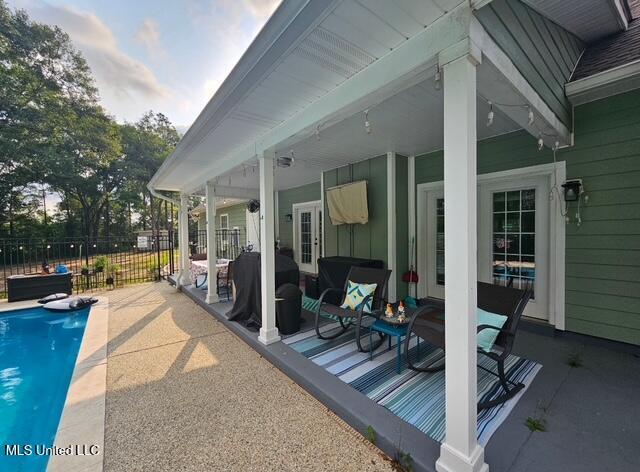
[314,266,391,353]
[404,282,532,410]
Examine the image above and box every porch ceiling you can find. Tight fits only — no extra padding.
[151,0,569,196]
[203,65,522,194]
[150,0,467,193]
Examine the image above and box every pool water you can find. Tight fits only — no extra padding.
[0,306,90,471]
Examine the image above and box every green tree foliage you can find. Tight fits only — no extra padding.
[0,1,178,239]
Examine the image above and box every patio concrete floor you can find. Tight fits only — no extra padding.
[103,283,393,471]
[181,281,640,472]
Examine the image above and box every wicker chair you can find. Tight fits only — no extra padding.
[404,282,532,410]
[314,266,391,353]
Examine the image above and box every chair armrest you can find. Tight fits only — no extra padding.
[476,324,512,336]
[317,287,346,308]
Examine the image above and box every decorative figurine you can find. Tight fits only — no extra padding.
[385,303,394,318]
[398,300,405,315]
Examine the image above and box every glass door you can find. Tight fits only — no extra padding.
[479,176,549,321]
[294,201,321,274]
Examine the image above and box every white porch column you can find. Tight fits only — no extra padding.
[386,151,397,303]
[436,54,488,472]
[205,181,219,304]
[258,152,280,345]
[178,193,191,287]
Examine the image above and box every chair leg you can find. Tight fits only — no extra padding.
[315,310,349,340]
[355,316,385,353]
[404,334,445,373]
[477,358,525,410]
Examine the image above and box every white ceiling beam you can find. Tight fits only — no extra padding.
[179,2,474,194]
[208,185,259,200]
[470,17,571,146]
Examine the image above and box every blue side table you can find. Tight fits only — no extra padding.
[369,318,419,374]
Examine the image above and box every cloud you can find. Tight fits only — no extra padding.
[188,0,281,100]
[11,0,168,120]
[135,18,165,59]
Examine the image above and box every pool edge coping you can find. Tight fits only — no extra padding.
[48,297,109,472]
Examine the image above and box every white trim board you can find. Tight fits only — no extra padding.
[566,59,640,106]
[415,162,566,329]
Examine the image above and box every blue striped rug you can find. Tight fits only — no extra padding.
[284,321,541,445]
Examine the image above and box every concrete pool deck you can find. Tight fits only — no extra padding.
[102,283,392,471]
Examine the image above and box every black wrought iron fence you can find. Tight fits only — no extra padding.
[189,228,247,261]
[0,233,179,299]
[0,228,248,299]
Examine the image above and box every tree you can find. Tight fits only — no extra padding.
[119,111,179,232]
[0,0,99,237]
[0,2,178,240]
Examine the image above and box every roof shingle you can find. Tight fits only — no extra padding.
[571,20,640,81]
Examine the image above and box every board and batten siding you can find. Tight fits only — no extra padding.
[475,0,584,128]
[323,156,388,264]
[277,182,321,250]
[414,88,640,346]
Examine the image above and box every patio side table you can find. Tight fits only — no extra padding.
[369,318,419,374]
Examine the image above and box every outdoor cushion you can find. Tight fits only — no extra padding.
[477,308,508,352]
[340,280,377,313]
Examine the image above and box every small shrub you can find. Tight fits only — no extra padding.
[365,425,377,445]
[525,416,547,432]
[93,255,108,272]
[391,450,413,472]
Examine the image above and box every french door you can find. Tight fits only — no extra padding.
[293,201,322,274]
[421,174,551,321]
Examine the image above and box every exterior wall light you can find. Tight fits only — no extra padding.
[561,179,583,202]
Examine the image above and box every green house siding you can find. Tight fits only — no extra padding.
[563,90,640,345]
[277,182,321,250]
[323,156,388,264]
[414,89,640,346]
[475,0,584,128]
[218,202,247,245]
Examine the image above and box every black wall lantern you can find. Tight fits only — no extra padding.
[561,179,583,202]
[285,213,293,222]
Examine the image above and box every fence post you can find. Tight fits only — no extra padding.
[155,230,161,281]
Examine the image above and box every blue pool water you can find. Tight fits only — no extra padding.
[0,306,90,472]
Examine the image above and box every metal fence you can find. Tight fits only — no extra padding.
[0,229,246,299]
[189,228,247,261]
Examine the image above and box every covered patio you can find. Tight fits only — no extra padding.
[148,1,637,471]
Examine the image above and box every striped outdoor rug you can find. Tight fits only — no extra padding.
[284,320,541,445]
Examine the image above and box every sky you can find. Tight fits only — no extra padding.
[7,0,282,131]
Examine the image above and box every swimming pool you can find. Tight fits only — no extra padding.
[0,305,90,472]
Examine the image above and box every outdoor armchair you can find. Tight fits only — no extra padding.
[404,282,532,410]
[314,266,391,353]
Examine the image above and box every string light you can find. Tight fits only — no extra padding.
[527,106,534,126]
[315,125,321,141]
[487,102,494,127]
[290,150,295,166]
[538,134,544,151]
[434,65,441,91]
[363,109,371,134]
